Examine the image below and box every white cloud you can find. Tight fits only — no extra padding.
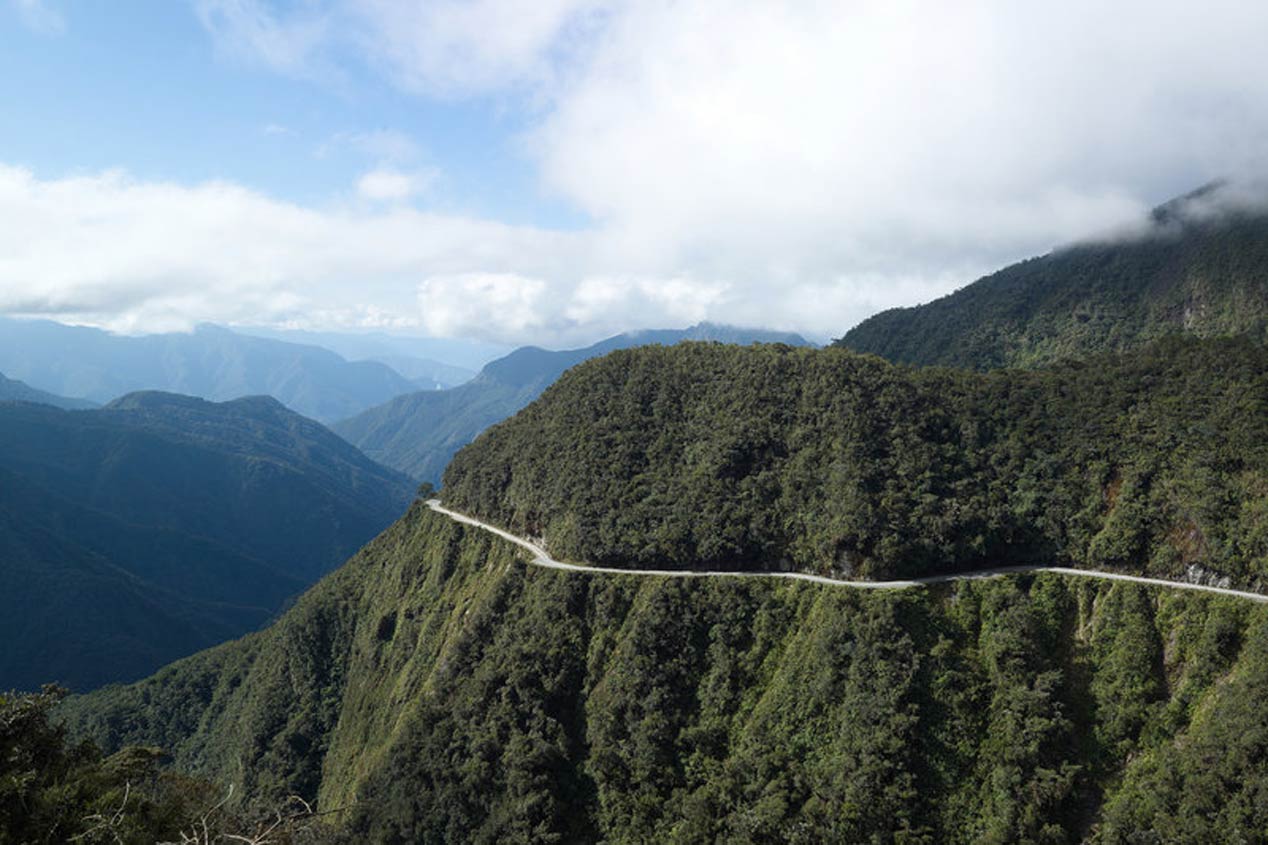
[12,2,1268,345]
[346,0,607,97]
[169,0,1268,345]
[417,272,551,340]
[11,0,63,34]
[0,164,587,339]
[194,0,331,78]
[530,0,1268,310]
[356,167,436,202]
[319,129,423,164]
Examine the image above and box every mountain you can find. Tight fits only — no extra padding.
[0,393,414,691]
[371,354,476,390]
[58,336,1268,841]
[443,338,1268,588]
[837,184,1268,369]
[0,370,96,409]
[234,325,508,374]
[0,319,419,422]
[334,322,814,482]
[62,499,1268,843]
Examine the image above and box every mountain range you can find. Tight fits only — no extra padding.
[33,188,1268,841]
[334,322,813,483]
[0,392,414,691]
[0,319,425,422]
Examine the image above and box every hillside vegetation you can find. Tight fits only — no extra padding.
[837,190,1268,369]
[62,505,1268,843]
[0,393,414,691]
[443,338,1268,590]
[335,323,811,483]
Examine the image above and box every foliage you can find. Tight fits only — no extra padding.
[837,201,1268,370]
[334,324,813,483]
[441,337,1268,591]
[57,508,1268,842]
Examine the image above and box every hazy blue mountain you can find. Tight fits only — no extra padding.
[334,322,813,483]
[837,184,1268,369]
[0,393,415,691]
[0,319,418,422]
[234,326,508,374]
[0,371,96,409]
[368,354,476,390]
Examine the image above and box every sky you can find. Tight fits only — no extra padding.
[2,0,1268,347]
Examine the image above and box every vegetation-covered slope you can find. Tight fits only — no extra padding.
[62,505,1268,843]
[0,393,414,691]
[837,188,1268,370]
[334,323,812,482]
[443,339,1268,589]
[0,319,417,422]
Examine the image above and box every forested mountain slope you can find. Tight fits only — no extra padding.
[334,322,811,482]
[443,338,1268,589]
[0,393,414,691]
[0,319,417,422]
[63,504,1268,843]
[837,186,1268,369]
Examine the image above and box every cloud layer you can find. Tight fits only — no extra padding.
[9,1,1268,345]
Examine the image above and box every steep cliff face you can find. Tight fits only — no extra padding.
[64,504,1268,843]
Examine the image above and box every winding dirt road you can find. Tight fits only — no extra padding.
[426,500,1268,603]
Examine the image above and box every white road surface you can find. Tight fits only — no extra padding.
[426,500,1268,603]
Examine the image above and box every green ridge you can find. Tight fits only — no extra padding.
[443,338,1268,588]
[837,191,1268,370]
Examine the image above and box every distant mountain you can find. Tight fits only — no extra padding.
[234,326,507,375]
[369,354,476,390]
[837,184,1268,369]
[0,371,96,409]
[334,323,814,483]
[0,393,414,691]
[0,320,418,422]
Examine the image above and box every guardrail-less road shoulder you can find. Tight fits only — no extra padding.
[425,500,1268,603]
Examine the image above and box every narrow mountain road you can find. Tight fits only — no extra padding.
[426,500,1268,603]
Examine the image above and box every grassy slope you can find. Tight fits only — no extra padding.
[62,505,1268,843]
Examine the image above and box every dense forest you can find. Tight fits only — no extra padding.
[837,191,1268,370]
[335,323,811,483]
[34,196,1268,840]
[442,338,1268,589]
[59,505,1268,843]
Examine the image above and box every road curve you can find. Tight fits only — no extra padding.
[426,500,1268,603]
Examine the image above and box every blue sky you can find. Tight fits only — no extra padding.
[2,0,1267,347]
[0,1,582,226]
